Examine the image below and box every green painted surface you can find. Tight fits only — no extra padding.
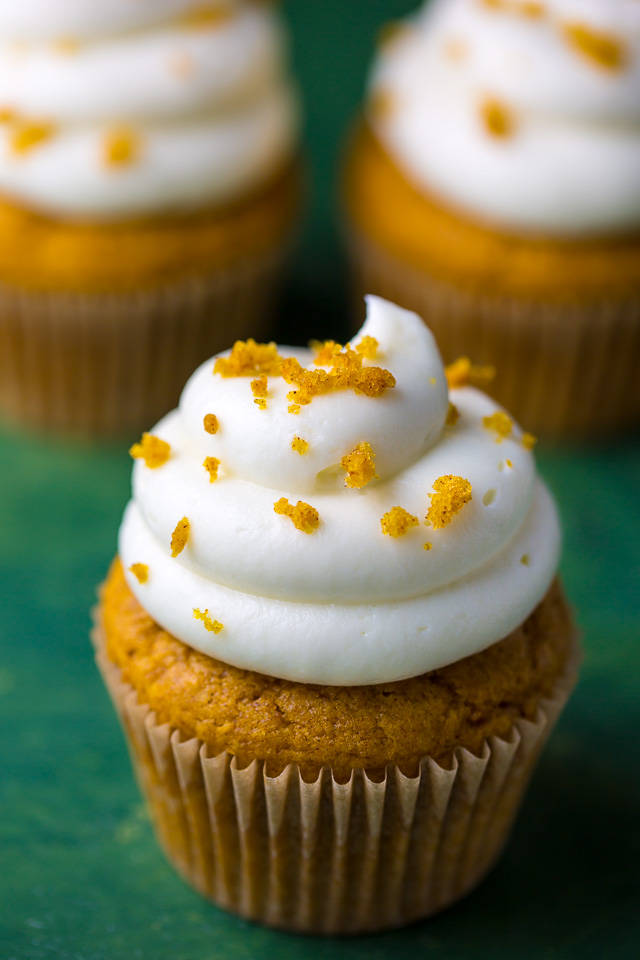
[2,1,640,957]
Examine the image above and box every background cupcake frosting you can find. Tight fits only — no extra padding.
[0,0,300,217]
[119,297,560,685]
[369,0,640,233]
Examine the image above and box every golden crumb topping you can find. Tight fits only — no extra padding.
[203,456,220,483]
[522,432,537,450]
[446,402,460,426]
[482,0,546,17]
[0,109,15,124]
[129,433,171,468]
[423,542,433,551]
[341,441,379,489]
[483,411,513,442]
[104,128,139,168]
[129,563,149,584]
[10,122,56,155]
[251,374,268,409]
[214,339,283,378]
[180,4,235,29]
[170,517,190,557]
[426,475,473,529]
[193,608,224,633]
[288,403,300,415]
[355,336,379,360]
[563,23,625,71]
[53,37,80,54]
[291,435,309,455]
[380,506,419,538]
[445,357,496,389]
[506,458,513,468]
[480,98,515,139]
[274,497,320,534]
[520,554,530,566]
[203,413,218,435]
[282,348,395,409]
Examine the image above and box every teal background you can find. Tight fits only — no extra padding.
[2,2,640,957]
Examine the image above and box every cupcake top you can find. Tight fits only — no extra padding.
[119,296,560,686]
[368,0,640,235]
[0,0,299,218]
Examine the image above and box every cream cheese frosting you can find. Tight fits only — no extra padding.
[368,0,640,234]
[0,1,299,217]
[118,297,561,686]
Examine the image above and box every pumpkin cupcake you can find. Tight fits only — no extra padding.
[0,0,301,435]
[344,0,640,438]
[94,296,578,933]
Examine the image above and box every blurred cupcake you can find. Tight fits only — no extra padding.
[344,0,640,438]
[0,0,301,436]
[94,297,578,933]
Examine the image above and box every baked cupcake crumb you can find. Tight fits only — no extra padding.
[562,23,626,71]
[203,413,219,435]
[10,122,56,155]
[381,506,419,538]
[445,357,496,389]
[203,457,220,483]
[522,432,537,449]
[274,497,320,534]
[251,374,268,409]
[426,475,472,528]
[480,98,515,139]
[483,411,513,441]
[341,441,378,488]
[129,433,171,468]
[104,128,139,168]
[193,608,224,634]
[129,563,149,584]
[171,517,190,557]
[291,435,309,455]
[446,402,460,425]
[214,339,283,378]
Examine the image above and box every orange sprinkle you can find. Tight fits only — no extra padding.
[170,517,190,557]
[214,339,283,378]
[291,435,309,455]
[203,413,219,435]
[129,433,171,468]
[341,441,379,489]
[445,357,496,389]
[381,506,419,538]
[193,608,224,634]
[274,497,320,534]
[522,432,537,450]
[563,23,626,71]
[426,475,473,529]
[10,122,55,156]
[129,563,149,584]
[446,402,460,426]
[203,457,220,483]
[180,4,235,29]
[104,128,139,168]
[483,412,513,442]
[481,98,515,139]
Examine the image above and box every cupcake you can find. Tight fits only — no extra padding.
[0,0,300,436]
[93,296,579,933]
[344,0,640,438]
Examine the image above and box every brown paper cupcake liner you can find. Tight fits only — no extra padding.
[92,610,580,935]
[0,243,289,437]
[347,228,640,439]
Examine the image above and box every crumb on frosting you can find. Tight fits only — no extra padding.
[506,458,513,467]
[423,542,433,551]
[563,22,626,71]
[104,128,139,168]
[381,506,419,538]
[10,122,56,155]
[520,553,530,566]
[180,5,235,29]
[203,456,220,483]
[193,608,224,633]
[483,411,513,442]
[129,433,171,468]
[291,435,309,455]
[274,497,320,534]
[203,413,219,435]
[282,349,395,408]
[0,109,15,124]
[446,402,460,426]
[355,336,379,360]
[482,0,546,17]
[53,37,79,54]
[341,441,379,489]
[129,563,149,584]
[251,374,268,409]
[170,517,190,557]
[445,356,496,389]
[214,339,283,378]
[426,475,473,529]
[288,403,300,415]
[522,432,537,450]
[480,98,515,139]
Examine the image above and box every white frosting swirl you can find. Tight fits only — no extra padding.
[118,297,560,685]
[368,0,640,234]
[0,1,299,217]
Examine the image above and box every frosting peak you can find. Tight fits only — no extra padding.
[119,297,560,685]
